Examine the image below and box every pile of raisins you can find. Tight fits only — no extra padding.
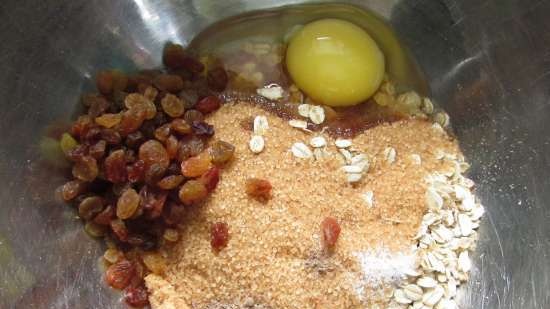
[58,43,233,307]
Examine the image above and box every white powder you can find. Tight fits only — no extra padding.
[353,247,417,287]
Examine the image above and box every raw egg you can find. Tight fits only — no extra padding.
[286,19,385,106]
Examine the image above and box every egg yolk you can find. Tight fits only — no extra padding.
[286,19,385,107]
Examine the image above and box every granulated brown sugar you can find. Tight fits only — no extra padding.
[145,103,460,309]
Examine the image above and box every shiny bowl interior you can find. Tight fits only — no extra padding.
[1,1,549,308]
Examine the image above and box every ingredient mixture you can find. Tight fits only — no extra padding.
[53,10,484,309]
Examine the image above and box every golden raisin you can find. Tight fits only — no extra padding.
[78,196,104,220]
[60,180,87,201]
[116,188,141,219]
[178,180,208,205]
[95,113,122,128]
[125,93,156,120]
[161,94,185,118]
[141,252,167,275]
[209,140,235,165]
[138,140,170,169]
[72,156,99,182]
[157,175,184,190]
[181,153,212,178]
[171,118,192,135]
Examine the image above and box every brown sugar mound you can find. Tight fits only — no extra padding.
[145,103,460,309]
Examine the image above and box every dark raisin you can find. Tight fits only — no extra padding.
[192,121,214,137]
[110,218,129,241]
[144,163,166,185]
[93,205,114,225]
[207,67,228,92]
[154,74,184,93]
[195,96,221,114]
[89,140,107,160]
[200,167,220,192]
[124,285,149,307]
[162,43,186,70]
[125,131,145,149]
[101,129,122,145]
[104,150,127,183]
[162,201,186,226]
[127,160,146,183]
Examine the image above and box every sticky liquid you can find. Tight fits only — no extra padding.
[187,3,430,137]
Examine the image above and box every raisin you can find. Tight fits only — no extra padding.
[60,133,79,155]
[116,188,141,219]
[95,113,122,128]
[125,149,137,163]
[67,144,89,162]
[125,131,145,149]
[82,126,102,143]
[181,153,212,178]
[93,205,114,225]
[179,89,198,109]
[154,74,184,93]
[88,98,111,118]
[101,128,122,145]
[71,115,93,138]
[321,217,341,249]
[207,67,228,92]
[125,93,156,120]
[124,285,149,308]
[200,167,220,192]
[183,57,205,74]
[105,259,135,290]
[165,135,179,159]
[89,140,107,160]
[162,202,186,226]
[96,70,114,95]
[195,96,221,114]
[179,180,208,205]
[240,117,254,131]
[84,221,108,237]
[154,123,171,142]
[78,196,105,220]
[183,109,204,124]
[210,222,229,251]
[141,252,167,275]
[139,186,167,219]
[127,160,146,183]
[143,86,158,102]
[97,70,128,95]
[157,175,184,190]
[104,150,127,183]
[119,109,146,136]
[171,118,192,135]
[209,141,235,165]
[161,94,185,118]
[60,180,87,201]
[192,121,214,137]
[162,43,186,70]
[139,140,170,169]
[144,163,166,185]
[82,93,106,107]
[166,162,181,175]
[72,156,99,182]
[245,178,272,201]
[177,136,204,161]
[111,218,129,241]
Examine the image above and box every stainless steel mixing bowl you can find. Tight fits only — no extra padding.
[1,1,549,308]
